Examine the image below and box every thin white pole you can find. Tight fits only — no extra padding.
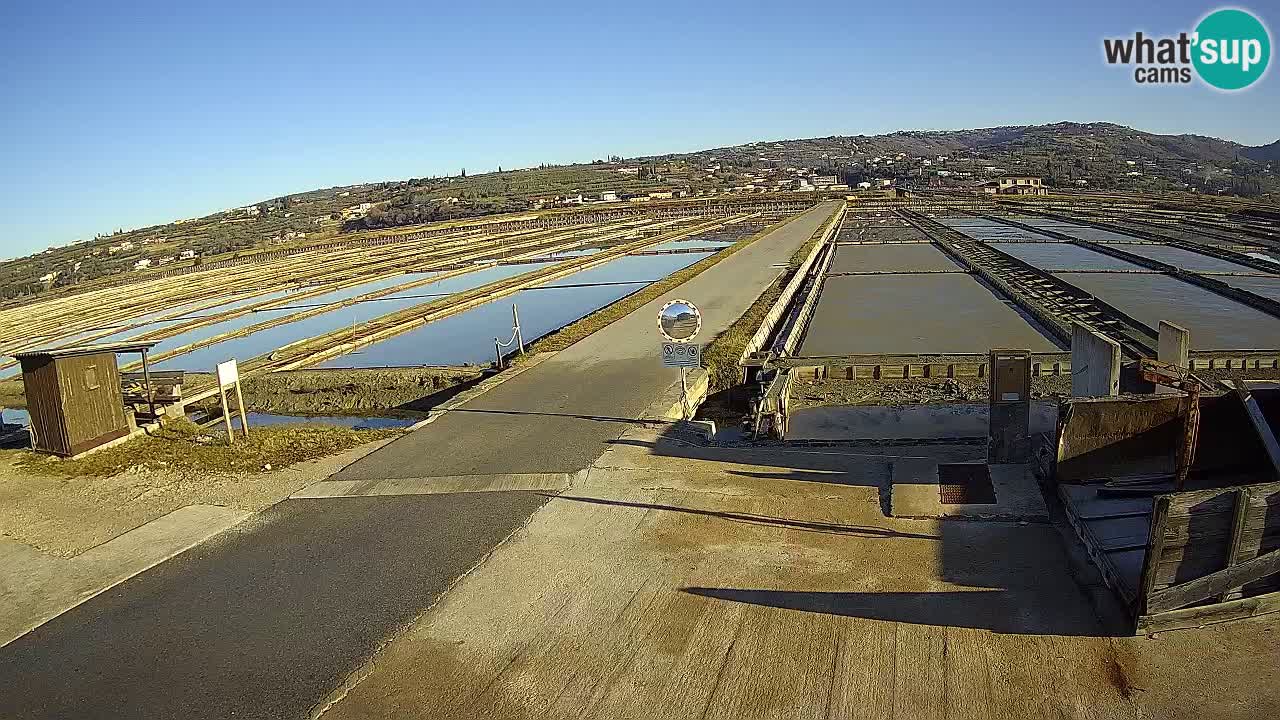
[513,304,524,355]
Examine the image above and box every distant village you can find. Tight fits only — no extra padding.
[14,122,1273,301]
[526,154,1062,209]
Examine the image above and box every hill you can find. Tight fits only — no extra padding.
[3,121,1277,306]
[642,121,1276,195]
[1244,140,1280,163]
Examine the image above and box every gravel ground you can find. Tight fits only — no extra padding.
[791,366,1280,410]
[191,367,484,415]
[0,436,395,557]
[790,375,1073,409]
[1,368,484,415]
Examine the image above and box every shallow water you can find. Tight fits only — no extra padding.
[317,251,714,368]
[152,265,537,372]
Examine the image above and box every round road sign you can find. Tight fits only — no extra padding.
[658,299,701,343]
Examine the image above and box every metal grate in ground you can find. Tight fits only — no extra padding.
[938,463,997,504]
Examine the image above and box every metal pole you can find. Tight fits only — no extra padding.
[513,304,524,355]
[140,348,157,418]
[679,367,688,420]
[494,338,503,369]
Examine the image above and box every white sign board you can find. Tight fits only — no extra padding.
[215,359,239,388]
[662,342,701,368]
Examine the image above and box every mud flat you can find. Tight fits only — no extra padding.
[829,244,961,273]
[799,274,1059,356]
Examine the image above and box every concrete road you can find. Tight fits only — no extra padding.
[333,201,840,481]
[0,493,548,720]
[0,203,838,720]
[312,425,1139,719]
[315,423,1280,720]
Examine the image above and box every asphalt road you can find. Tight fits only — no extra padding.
[0,493,549,720]
[334,201,840,481]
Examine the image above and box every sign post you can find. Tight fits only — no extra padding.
[215,359,249,445]
[657,299,703,420]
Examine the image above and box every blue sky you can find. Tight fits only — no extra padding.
[2,0,1277,256]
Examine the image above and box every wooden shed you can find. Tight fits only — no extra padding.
[11,341,158,457]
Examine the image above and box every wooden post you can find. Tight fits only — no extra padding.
[215,359,243,445]
[1220,488,1251,602]
[234,379,249,438]
[219,384,234,445]
[141,348,157,418]
[1157,321,1191,396]
[1137,495,1171,617]
[1174,386,1201,491]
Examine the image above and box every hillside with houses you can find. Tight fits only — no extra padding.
[4,122,1276,307]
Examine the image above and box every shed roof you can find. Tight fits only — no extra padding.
[11,341,159,361]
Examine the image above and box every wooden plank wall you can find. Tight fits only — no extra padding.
[1146,483,1280,598]
[1055,394,1274,485]
[1136,482,1280,631]
[1055,396,1185,483]
[55,353,129,455]
[21,357,70,456]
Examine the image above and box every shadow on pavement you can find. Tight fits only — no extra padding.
[628,424,1113,637]
[608,424,985,492]
[547,494,938,540]
[451,407,654,424]
[680,587,1113,636]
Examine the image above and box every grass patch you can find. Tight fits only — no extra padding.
[0,378,25,409]
[701,208,840,391]
[13,418,400,478]
[524,212,813,357]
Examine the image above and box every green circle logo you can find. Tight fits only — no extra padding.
[1193,8,1271,90]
